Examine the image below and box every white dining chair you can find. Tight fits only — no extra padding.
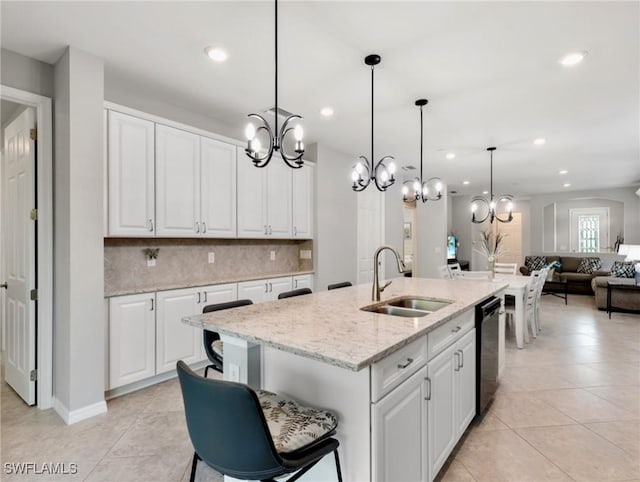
[493,262,517,275]
[447,263,462,278]
[438,265,452,279]
[452,270,493,280]
[505,269,545,341]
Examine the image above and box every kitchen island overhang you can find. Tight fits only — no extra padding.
[182,277,507,482]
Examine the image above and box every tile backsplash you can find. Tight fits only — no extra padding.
[105,238,313,296]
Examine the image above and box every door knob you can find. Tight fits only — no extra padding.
[0,282,7,289]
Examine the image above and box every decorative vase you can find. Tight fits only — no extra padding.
[488,257,495,279]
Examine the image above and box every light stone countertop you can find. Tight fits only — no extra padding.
[182,277,507,371]
[104,270,315,297]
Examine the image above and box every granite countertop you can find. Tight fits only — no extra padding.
[182,277,507,371]
[105,270,315,297]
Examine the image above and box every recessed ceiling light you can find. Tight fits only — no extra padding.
[533,138,546,146]
[320,106,334,117]
[463,181,470,185]
[204,46,228,63]
[446,152,456,160]
[563,183,571,187]
[559,170,568,175]
[482,190,489,195]
[559,51,587,67]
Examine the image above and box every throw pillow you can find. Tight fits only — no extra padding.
[576,257,602,274]
[525,256,546,271]
[611,261,636,278]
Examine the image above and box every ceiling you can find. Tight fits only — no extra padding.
[2,1,639,197]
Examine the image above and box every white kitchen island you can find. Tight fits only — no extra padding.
[183,277,506,482]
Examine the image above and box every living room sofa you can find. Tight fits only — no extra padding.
[591,276,640,311]
[520,255,609,295]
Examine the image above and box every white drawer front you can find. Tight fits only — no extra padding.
[427,309,474,360]
[372,335,427,403]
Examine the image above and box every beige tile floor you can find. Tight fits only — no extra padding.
[2,295,638,482]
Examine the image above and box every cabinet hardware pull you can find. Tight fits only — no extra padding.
[268,225,272,235]
[293,226,297,236]
[203,292,207,303]
[397,357,414,369]
[197,292,201,303]
[264,225,268,235]
[454,351,460,371]
[202,222,207,234]
[425,377,431,401]
[451,326,462,333]
[294,280,298,288]
[148,219,154,232]
[459,349,464,368]
[269,282,272,292]
[150,298,154,311]
[195,221,200,233]
[265,283,268,293]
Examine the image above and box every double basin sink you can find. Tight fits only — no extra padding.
[361,296,452,318]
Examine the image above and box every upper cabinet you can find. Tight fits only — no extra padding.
[292,162,314,239]
[156,125,201,237]
[107,111,155,236]
[237,154,293,239]
[105,105,311,241]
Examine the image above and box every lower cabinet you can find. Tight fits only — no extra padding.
[292,274,313,291]
[238,276,293,303]
[108,283,238,388]
[427,327,476,481]
[109,293,156,389]
[372,366,428,482]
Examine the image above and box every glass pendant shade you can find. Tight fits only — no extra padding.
[470,147,514,224]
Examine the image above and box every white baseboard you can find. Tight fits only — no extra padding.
[53,397,107,425]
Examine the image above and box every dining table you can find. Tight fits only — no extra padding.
[492,274,532,349]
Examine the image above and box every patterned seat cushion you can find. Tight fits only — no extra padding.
[525,256,546,271]
[576,257,601,274]
[611,261,636,278]
[257,390,338,454]
[211,340,223,357]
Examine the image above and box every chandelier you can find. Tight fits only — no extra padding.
[244,0,304,169]
[471,147,513,224]
[351,54,396,192]
[402,99,443,203]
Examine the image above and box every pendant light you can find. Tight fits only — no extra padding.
[402,99,443,203]
[471,147,514,224]
[351,54,396,192]
[244,0,304,169]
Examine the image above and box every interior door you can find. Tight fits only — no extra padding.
[2,107,36,404]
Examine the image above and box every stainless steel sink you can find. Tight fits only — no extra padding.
[387,297,452,312]
[361,296,453,318]
[364,305,430,318]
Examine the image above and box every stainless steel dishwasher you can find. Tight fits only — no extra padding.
[475,296,501,418]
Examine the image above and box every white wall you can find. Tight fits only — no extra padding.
[1,48,54,98]
[314,143,358,290]
[415,187,448,278]
[384,182,404,279]
[53,47,105,418]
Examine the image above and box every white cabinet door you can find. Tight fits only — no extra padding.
[266,161,292,238]
[109,293,156,389]
[238,279,269,304]
[156,288,201,374]
[201,282,238,308]
[428,343,457,481]
[292,274,313,291]
[267,276,294,301]
[107,111,155,236]
[372,366,428,482]
[200,137,237,238]
[456,329,476,438]
[156,125,201,237]
[237,151,268,238]
[292,162,314,238]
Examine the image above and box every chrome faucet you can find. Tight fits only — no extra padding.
[372,245,407,301]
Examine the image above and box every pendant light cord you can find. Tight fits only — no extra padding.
[490,149,493,201]
[420,104,424,182]
[274,0,279,136]
[370,63,374,165]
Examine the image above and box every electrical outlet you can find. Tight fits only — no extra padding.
[147,259,156,267]
[270,250,276,261]
[208,252,215,264]
[228,363,240,382]
[300,249,312,259]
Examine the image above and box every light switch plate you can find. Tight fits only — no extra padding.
[208,252,215,264]
[147,259,156,267]
[270,251,276,261]
[300,249,312,259]
[228,363,240,382]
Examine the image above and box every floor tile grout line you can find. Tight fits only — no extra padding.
[510,426,578,481]
[581,421,640,459]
